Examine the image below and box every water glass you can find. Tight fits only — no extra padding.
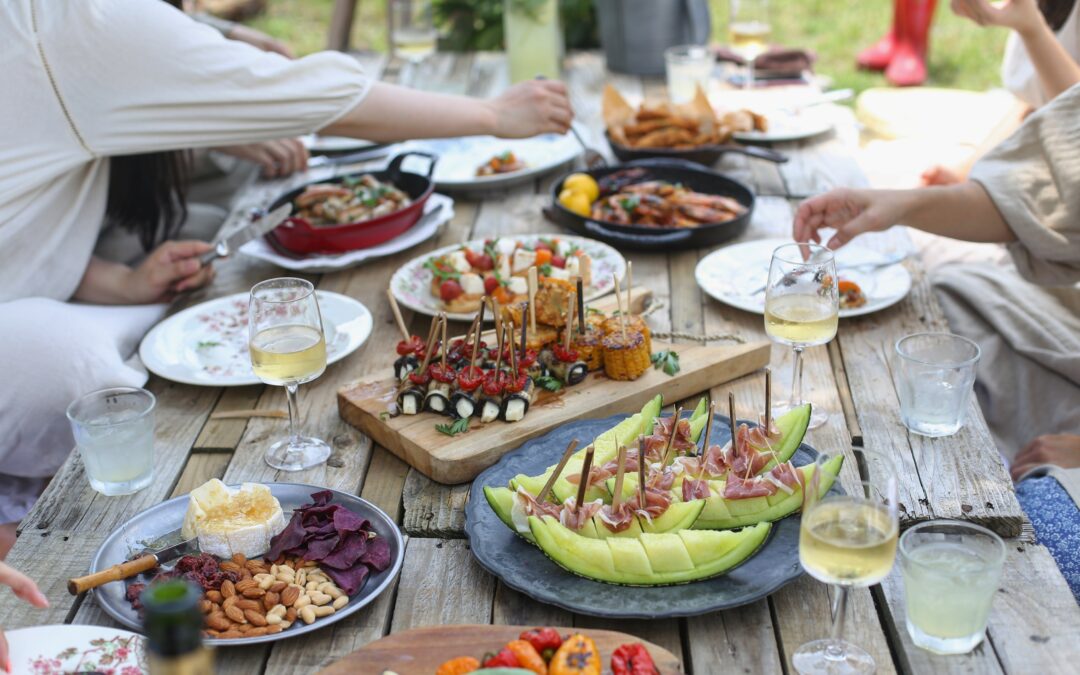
[899,520,1005,654]
[895,332,980,437]
[391,0,438,62]
[665,45,714,103]
[66,387,156,496]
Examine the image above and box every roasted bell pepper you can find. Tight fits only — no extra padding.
[611,643,658,675]
[436,656,481,675]
[519,627,563,661]
[505,639,547,674]
[482,647,520,668]
[549,634,600,675]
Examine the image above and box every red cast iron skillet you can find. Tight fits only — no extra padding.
[269,151,437,255]
[606,131,788,167]
[544,158,755,252]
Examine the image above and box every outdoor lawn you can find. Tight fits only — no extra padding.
[249,0,1011,93]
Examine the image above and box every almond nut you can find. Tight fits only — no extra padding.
[206,590,223,604]
[234,579,256,592]
[224,605,247,624]
[269,581,287,593]
[236,598,261,612]
[285,607,297,623]
[231,553,247,566]
[268,604,287,618]
[220,629,244,639]
[263,592,279,610]
[220,580,236,599]
[241,587,265,599]
[244,609,268,627]
[281,586,300,607]
[198,599,213,614]
[219,561,242,575]
[222,595,238,611]
[247,626,269,637]
[293,594,312,609]
[206,614,232,632]
[240,568,253,581]
[300,605,316,625]
[267,624,283,634]
[332,595,348,610]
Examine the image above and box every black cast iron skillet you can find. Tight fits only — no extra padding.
[606,131,788,167]
[544,158,755,252]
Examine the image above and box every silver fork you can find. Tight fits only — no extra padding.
[569,122,606,169]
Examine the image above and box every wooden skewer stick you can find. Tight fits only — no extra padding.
[210,409,287,420]
[519,301,529,358]
[490,299,504,372]
[638,434,648,507]
[661,406,684,466]
[537,439,578,503]
[506,322,517,372]
[764,367,772,427]
[439,312,448,367]
[625,260,632,317]
[468,312,482,372]
[564,291,576,350]
[613,273,628,340]
[574,445,596,516]
[387,288,410,342]
[527,266,538,335]
[416,314,442,373]
[611,445,627,513]
[696,402,716,480]
[576,277,586,336]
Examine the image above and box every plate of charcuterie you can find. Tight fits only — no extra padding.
[85,482,404,646]
[465,392,845,618]
[389,234,626,322]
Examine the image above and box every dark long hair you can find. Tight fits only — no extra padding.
[1041,0,1077,30]
[105,0,190,252]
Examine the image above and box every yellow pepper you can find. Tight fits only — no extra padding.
[549,634,601,675]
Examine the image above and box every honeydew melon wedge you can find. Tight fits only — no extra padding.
[692,454,844,530]
[529,515,771,585]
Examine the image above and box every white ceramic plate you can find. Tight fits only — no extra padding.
[302,134,381,153]
[5,624,146,674]
[139,291,372,386]
[732,108,834,143]
[390,234,626,322]
[406,134,581,190]
[695,238,912,318]
[239,194,454,273]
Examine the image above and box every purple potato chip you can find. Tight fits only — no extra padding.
[319,530,369,570]
[360,534,392,571]
[323,563,370,595]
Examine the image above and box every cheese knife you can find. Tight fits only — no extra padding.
[67,537,199,595]
[199,202,293,266]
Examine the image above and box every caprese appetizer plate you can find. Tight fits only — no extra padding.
[389,234,626,322]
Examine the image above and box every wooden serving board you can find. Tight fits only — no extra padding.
[338,339,769,484]
[318,624,683,675]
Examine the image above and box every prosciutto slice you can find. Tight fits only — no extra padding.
[729,424,775,478]
[768,462,801,491]
[682,477,712,501]
[566,450,643,487]
[514,487,562,518]
[653,416,696,453]
[633,485,673,521]
[677,442,732,479]
[559,497,603,530]
[598,500,638,532]
[723,474,779,499]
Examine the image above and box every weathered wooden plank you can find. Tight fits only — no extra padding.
[573,615,684,669]
[193,385,263,451]
[0,529,96,628]
[171,452,232,496]
[401,469,469,537]
[390,538,496,631]
[360,447,410,523]
[491,583,573,627]
[827,339,864,446]
[684,601,784,675]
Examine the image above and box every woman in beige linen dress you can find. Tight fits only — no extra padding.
[0,0,572,551]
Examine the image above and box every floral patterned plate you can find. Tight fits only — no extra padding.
[404,134,581,190]
[5,624,146,675]
[390,234,627,322]
[138,291,372,386]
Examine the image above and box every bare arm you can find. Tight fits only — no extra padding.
[793,182,1017,250]
[321,79,572,143]
[74,241,215,304]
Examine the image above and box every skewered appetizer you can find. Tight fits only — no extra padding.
[601,329,650,381]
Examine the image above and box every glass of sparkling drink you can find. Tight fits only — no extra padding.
[794,446,898,675]
[66,387,156,496]
[899,520,1005,654]
[894,332,980,437]
[665,45,714,104]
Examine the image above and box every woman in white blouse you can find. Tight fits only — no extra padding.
[921,0,1080,185]
[0,0,572,552]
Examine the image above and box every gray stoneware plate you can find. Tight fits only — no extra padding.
[88,483,404,646]
[465,414,840,618]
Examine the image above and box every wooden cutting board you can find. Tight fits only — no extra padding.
[338,338,769,484]
[317,624,683,675]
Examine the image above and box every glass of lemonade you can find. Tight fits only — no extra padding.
[795,446,899,675]
[66,387,156,496]
[728,0,771,89]
[764,243,838,429]
[895,332,980,437]
[248,278,331,472]
[504,0,562,83]
[665,45,714,104]
[899,520,1005,654]
[391,0,438,63]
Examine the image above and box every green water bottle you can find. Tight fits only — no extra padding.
[141,580,214,675]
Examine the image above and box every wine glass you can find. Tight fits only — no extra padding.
[391,0,438,63]
[764,243,838,429]
[795,446,899,674]
[728,0,771,90]
[248,278,330,471]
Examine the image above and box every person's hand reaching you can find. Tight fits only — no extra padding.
[0,562,49,672]
[793,188,911,250]
[920,164,966,186]
[128,240,216,303]
[1011,434,1080,481]
[218,139,310,178]
[950,0,1045,34]
[489,79,574,138]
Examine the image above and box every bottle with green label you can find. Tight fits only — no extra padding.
[142,580,214,675]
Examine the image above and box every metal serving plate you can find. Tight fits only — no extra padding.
[89,483,404,646]
[465,414,841,619]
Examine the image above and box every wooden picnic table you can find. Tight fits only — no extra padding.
[4,52,1077,674]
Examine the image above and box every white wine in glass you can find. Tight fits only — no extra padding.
[248,278,331,472]
[794,447,899,675]
[729,0,771,89]
[764,243,838,429]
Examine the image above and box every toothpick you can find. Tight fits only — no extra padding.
[519,302,529,357]
[439,312,448,368]
[527,266,538,335]
[387,288,410,342]
[537,439,578,503]
[626,260,633,315]
[611,445,627,512]
[661,406,683,466]
[490,299,504,372]
[638,435,647,506]
[506,322,517,372]
[417,314,442,373]
[574,445,596,516]
[765,367,772,427]
[613,273,628,340]
[468,313,482,371]
[697,402,716,480]
[728,391,738,457]
[576,277,586,336]
[564,292,576,350]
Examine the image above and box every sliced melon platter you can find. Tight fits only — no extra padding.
[483,395,842,586]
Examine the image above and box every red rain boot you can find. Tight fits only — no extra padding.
[886,0,937,86]
[857,0,904,71]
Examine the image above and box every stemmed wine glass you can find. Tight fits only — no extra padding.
[764,243,838,429]
[795,446,899,674]
[248,278,330,471]
[729,0,772,89]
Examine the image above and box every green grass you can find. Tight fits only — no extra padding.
[247,0,1010,93]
